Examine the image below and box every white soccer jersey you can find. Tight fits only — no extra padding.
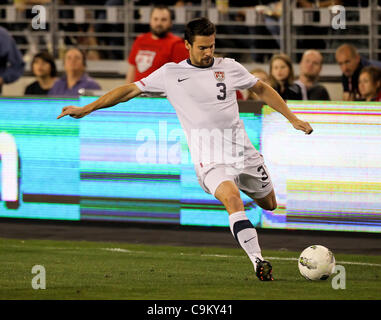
[134,57,261,173]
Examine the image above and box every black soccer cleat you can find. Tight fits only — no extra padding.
[255,258,274,281]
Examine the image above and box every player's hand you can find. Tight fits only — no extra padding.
[57,106,86,119]
[291,118,313,135]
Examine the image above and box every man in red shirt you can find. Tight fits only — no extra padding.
[126,5,189,83]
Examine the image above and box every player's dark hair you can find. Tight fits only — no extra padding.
[184,17,216,45]
[31,51,57,77]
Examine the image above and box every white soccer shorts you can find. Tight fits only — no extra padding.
[197,156,273,199]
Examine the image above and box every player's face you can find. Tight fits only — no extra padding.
[358,72,376,99]
[150,8,172,38]
[271,59,290,82]
[186,35,215,67]
[300,52,322,80]
[32,58,52,78]
[336,49,360,77]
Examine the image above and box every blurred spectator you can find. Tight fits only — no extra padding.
[58,0,103,60]
[13,0,53,61]
[172,0,202,34]
[251,68,270,84]
[256,1,281,46]
[295,0,332,61]
[126,4,189,83]
[247,68,270,100]
[358,66,381,102]
[335,44,381,101]
[295,50,330,100]
[76,25,102,61]
[0,26,25,95]
[25,51,57,95]
[297,0,342,8]
[303,0,368,6]
[14,0,51,9]
[174,0,198,7]
[212,1,281,63]
[212,0,248,61]
[94,0,124,60]
[269,54,303,100]
[49,48,101,97]
[251,1,282,63]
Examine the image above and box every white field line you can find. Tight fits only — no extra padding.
[5,244,85,251]
[100,248,147,254]
[266,256,381,267]
[103,248,381,268]
[336,261,381,267]
[101,248,133,253]
[6,244,381,268]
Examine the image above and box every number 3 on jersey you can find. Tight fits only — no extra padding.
[216,83,226,100]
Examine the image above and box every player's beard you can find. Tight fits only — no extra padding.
[201,56,213,66]
[151,26,170,38]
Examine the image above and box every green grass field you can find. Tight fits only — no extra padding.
[1,237,380,300]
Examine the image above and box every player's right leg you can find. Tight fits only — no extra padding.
[212,180,244,214]
[212,179,273,281]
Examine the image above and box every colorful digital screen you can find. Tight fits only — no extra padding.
[0,97,80,220]
[261,101,381,233]
[0,97,380,233]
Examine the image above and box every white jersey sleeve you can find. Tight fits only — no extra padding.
[134,65,166,94]
[230,60,259,90]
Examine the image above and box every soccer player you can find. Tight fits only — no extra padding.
[57,17,313,281]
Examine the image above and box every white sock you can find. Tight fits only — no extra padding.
[229,211,263,270]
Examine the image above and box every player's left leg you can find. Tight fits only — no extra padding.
[236,160,277,211]
[243,188,277,211]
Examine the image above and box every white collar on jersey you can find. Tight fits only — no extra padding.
[186,58,215,69]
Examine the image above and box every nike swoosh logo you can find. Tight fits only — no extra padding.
[262,183,270,188]
[178,77,189,82]
[244,236,256,243]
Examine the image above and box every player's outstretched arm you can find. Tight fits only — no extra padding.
[57,83,142,119]
[250,80,313,135]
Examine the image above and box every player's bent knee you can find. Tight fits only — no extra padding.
[214,181,245,213]
[226,193,243,208]
[216,192,244,213]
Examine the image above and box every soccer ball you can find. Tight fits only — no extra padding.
[298,245,336,280]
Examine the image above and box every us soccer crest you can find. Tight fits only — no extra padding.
[214,71,225,81]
